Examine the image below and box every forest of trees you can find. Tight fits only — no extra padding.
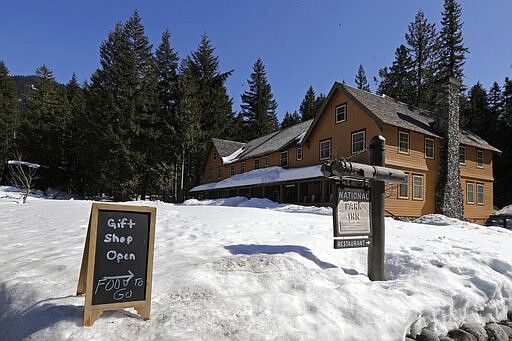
[0,1,511,207]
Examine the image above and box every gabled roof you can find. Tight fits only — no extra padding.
[212,138,245,157]
[302,82,501,154]
[214,119,314,165]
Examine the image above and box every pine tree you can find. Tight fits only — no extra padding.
[0,60,19,165]
[177,34,234,191]
[85,11,159,200]
[240,58,278,141]
[405,10,437,108]
[377,45,414,103]
[436,0,469,81]
[281,111,301,129]
[461,82,496,143]
[21,65,67,172]
[502,77,512,125]
[355,65,371,91]
[300,86,318,121]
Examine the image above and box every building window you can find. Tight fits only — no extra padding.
[320,139,331,160]
[351,130,366,154]
[398,131,409,154]
[213,151,217,161]
[398,173,409,199]
[477,183,484,205]
[476,150,484,168]
[335,103,347,123]
[254,158,260,169]
[425,138,434,159]
[217,167,222,179]
[265,155,269,167]
[280,151,288,167]
[207,169,212,181]
[240,162,245,173]
[230,164,235,176]
[466,181,474,204]
[296,147,303,161]
[459,146,466,165]
[412,174,423,200]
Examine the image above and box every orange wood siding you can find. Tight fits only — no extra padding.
[382,124,440,217]
[302,89,381,165]
[203,146,225,183]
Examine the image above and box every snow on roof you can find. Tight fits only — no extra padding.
[494,205,512,216]
[190,165,323,192]
[221,146,245,164]
[7,160,40,169]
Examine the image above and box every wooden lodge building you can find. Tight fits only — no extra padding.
[190,80,501,223]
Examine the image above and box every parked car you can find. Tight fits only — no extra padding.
[485,215,512,230]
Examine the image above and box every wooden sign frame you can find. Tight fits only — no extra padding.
[77,203,156,326]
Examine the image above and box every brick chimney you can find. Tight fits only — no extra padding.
[434,77,464,219]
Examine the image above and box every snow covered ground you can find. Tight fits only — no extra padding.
[1,187,511,340]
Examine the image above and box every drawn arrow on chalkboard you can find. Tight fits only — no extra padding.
[102,270,134,286]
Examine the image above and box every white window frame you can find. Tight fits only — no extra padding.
[398,173,409,199]
[264,155,269,167]
[477,183,484,205]
[476,150,484,168]
[412,174,423,200]
[425,137,434,159]
[335,104,347,123]
[280,151,288,167]
[351,130,366,154]
[320,139,331,160]
[466,181,475,204]
[459,146,466,165]
[398,131,409,154]
[296,147,303,161]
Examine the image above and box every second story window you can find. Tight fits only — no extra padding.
[240,162,245,173]
[398,131,409,154]
[217,167,222,179]
[230,164,235,176]
[254,158,260,169]
[320,139,331,160]
[264,155,269,167]
[335,103,347,123]
[296,147,303,161]
[425,138,434,159]
[476,150,484,168]
[459,146,466,165]
[351,130,366,154]
[280,151,288,167]
[207,169,212,181]
[213,151,217,161]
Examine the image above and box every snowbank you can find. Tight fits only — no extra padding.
[0,197,511,340]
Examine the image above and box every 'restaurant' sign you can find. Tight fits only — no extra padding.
[333,187,371,237]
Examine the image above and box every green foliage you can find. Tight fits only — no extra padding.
[377,45,414,103]
[281,111,301,129]
[240,58,278,141]
[0,60,18,165]
[436,0,468,81]
[355,65,370,92]
[299,86,320,121]
[405,10,437,109]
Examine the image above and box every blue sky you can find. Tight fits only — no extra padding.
[1,1,511,120]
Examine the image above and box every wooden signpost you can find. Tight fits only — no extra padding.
[77,203,156,326]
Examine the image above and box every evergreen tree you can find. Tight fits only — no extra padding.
[0,60,18,165]
[461,82,496,143]
[65,74,86,194]
[240,58,278,141]
[405,9,437,108]
[315,93,326,113]
[377,45,414,103]
[177,34,234,191]
[281,111,301,129]
[154,28,180,201]
[300,86,319,121]
[21,65,67,172]
[488,82,502,114]
[85,11,159,200]
[502,77,512,125]
[436,0,469,81]
[355,64,371,91]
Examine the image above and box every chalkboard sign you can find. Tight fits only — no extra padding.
[77,203,156,326]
